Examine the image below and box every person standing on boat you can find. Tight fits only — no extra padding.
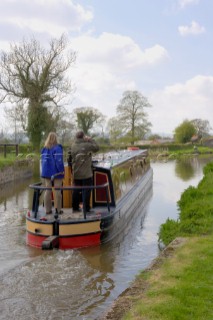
[71,131,99,213]
[41,132,64,214]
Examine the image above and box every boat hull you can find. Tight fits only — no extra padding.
[100,167,153,243]
[26,217,102,249]
[26,232,101,250]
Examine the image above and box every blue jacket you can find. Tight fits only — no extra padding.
[41,144,64,179]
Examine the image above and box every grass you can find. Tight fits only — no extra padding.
[169,146,212,156]
[123,236,213,320]
[0,152,39,170]
[0,154,17,169]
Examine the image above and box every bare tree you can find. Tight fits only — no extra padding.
[4,102,29,142]
[190,119,212,138]
[107,117,122,144]
[56,110,76,145]
[0,34,76,150]
[116,90,152,145]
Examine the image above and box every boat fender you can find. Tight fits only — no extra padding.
[42,236,59,250]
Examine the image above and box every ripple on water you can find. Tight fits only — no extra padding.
[0,249,116,319]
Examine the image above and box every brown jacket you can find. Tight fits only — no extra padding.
[71,138,99,180]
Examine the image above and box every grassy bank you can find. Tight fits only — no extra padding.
[159,161,213,245]
[122,235,213,320]
[148,145,213,160]
[0,153,38,171]
[103,160,213,320]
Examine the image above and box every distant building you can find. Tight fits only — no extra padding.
[191,135,199,143]
[203,137,213,148]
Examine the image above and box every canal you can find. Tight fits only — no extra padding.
[0,155,212,320]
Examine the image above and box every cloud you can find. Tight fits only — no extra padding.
[0,0,169,124]
[178,20,205,36]
[71,33,169,69]
[178,0,200,9]
[0,0,93,38]
[69,32,169,116]
[148,75,213,134]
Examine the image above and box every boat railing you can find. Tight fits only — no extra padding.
[29,182,110,219]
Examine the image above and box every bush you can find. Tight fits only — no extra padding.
[179,213,213,235]
[177,186,201,211]
[18,144,34,153]
[197,173,213,195]
[179,200,208,221]
[203,161,213,175]
[158,218,180,246]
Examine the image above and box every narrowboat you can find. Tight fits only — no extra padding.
[26,149,153,250]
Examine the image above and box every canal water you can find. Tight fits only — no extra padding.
[0,155,212,320]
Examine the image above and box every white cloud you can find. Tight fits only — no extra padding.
[178,0,200,9]
[71,33,169,69]
[68,32,169,117]
[149,75,213,134]
[0,0,93,38]
[178,21,205,36]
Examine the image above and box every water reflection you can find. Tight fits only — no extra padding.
[175,155,201,181]
[0,156,212,320]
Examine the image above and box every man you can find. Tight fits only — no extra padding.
[71,131,99,213]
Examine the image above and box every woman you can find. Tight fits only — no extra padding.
[41,132,64,214]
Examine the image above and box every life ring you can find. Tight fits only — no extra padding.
[127,146,139,151]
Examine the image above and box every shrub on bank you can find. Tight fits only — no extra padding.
[203,161,213,174]
[18,144,34,154]
[158,218,180,245]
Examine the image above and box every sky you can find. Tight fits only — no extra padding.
[0,0,212,136]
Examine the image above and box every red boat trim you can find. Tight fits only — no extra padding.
[26,231,101,249]
[26,232,46,248]
[59,230,101,238]
[59,233,101,249]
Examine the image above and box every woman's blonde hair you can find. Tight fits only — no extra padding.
[44,132,58,149]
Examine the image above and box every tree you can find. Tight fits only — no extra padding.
[56,112,76,145]
[174,120,196,143]
[148,133,162,140]
[190,119,212,138]
[116,90,152,145]
[0,34,76,150]
[73,107,105,135]
[107,117,123,144]
[4,103,27,143]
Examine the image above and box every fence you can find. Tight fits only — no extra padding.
[0,144,19,158]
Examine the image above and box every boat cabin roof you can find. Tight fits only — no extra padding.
[93,149,147,169]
